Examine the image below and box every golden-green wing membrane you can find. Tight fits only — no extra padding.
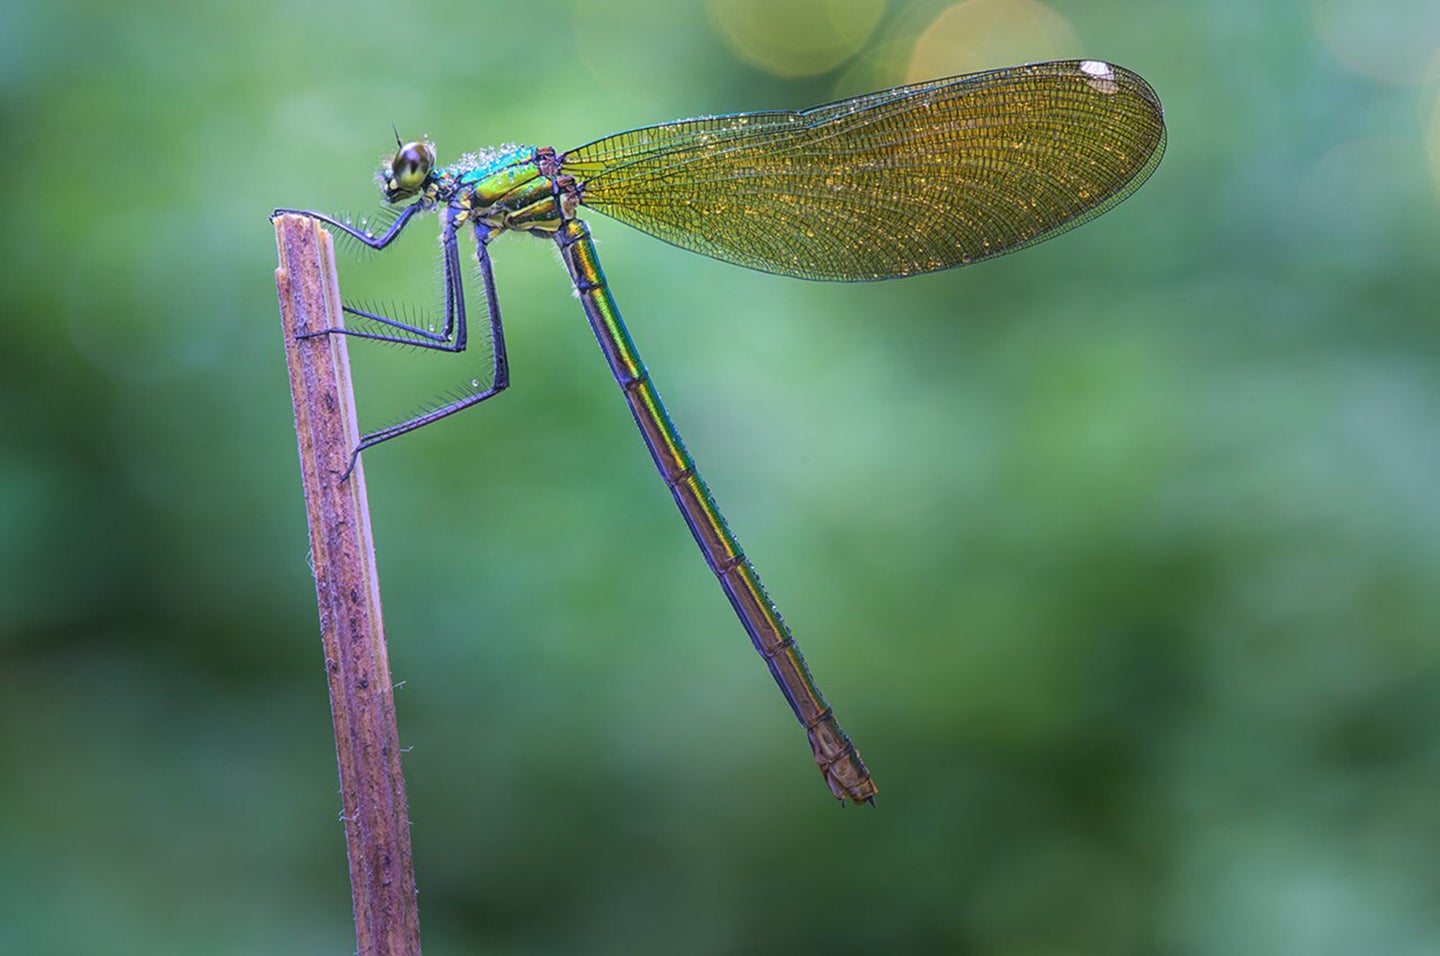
[561,60,1166,281]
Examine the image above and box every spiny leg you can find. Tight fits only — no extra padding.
[338,221,511,476]
[339,205,473,347]
[287,205,470,352]
[276,205,509,477]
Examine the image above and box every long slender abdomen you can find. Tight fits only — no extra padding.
[554,217,876,804]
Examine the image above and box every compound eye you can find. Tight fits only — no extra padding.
[391,140,435,193]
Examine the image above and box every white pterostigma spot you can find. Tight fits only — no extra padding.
[1079,60,1119,95]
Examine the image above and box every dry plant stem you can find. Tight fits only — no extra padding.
[273,215,422,956]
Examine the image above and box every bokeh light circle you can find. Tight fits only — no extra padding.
[907,0,1079,82]
[709,0,886,78]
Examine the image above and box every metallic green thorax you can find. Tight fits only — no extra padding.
[427,145,576,235]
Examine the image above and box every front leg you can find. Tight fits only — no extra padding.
[272,202,423,251]
[290,205,470,353]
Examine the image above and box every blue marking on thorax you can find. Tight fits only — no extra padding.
[447,144,538,185]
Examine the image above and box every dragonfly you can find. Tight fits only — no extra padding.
[274,59,1166,805]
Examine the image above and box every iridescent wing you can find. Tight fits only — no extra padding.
[561,60,1166,281]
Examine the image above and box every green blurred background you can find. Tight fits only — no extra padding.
[3,0,1438,952]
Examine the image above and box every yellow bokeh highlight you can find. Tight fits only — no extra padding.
[1312,0,1440,86]
[907,0,1079,82]
[709,0,886,78]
